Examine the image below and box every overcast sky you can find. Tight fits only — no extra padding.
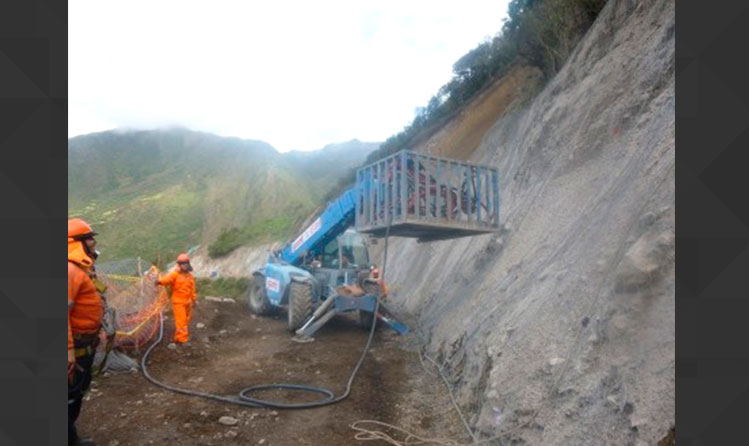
[69,0,510,152]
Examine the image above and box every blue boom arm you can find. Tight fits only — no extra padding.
[278,187,358,266]
[260,184,409,338]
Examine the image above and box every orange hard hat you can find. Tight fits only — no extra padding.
[177,253,190,263]
[68,218,98,240]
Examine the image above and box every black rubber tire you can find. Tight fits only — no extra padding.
[358,282,380,330]
[248,274,275,316]
[287,282,314,332]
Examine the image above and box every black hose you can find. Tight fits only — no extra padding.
[140,214,394,409]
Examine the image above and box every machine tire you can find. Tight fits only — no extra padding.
[248,274,275,316]
[358,282,380,330]
[288,282,314,332]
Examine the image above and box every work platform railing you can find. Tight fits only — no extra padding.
[355,150,500,242]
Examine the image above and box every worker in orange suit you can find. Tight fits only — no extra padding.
[156,253,197,346]
[68,218,103,446]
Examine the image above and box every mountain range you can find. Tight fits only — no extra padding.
[68,127,378,263]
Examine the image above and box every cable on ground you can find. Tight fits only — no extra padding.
[140,213,394,409]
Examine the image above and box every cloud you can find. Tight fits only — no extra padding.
[69,0,509,151]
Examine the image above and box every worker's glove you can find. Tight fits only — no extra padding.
[68,349,76,383]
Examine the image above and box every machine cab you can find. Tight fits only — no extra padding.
[321,230,370,269]
[310,230,371,292]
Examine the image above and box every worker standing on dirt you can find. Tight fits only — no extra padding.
[68,218,103,446]
[155,253,197,346]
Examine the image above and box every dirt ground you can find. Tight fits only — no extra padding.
[78,298,469,446]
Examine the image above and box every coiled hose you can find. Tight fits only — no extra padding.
[140,215,393,409]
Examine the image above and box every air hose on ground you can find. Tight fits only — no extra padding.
[140,214,393,409]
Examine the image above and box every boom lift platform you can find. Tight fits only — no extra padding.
[356,150,500,242]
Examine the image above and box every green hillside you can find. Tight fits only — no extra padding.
[68,128,377,264]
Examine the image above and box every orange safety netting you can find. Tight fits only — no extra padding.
[95,259,169,353]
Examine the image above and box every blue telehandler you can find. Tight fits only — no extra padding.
[247,186,401,340]
[247,150,500,340]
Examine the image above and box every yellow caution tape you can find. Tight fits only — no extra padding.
[104,265,168,340]
[102,265,160,283]
[115,314,157,337]
[101,273,141,282]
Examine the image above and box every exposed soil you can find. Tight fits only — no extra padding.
[657,428,675,446]
[78,299,468,445]
[417,65,544,162]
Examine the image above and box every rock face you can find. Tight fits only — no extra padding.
[190,243,271,278]
[377,0,675,444]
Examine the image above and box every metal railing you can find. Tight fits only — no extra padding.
[355,150,500,237]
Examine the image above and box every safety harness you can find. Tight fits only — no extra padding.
[68,264,117,365]
[91,274,117,374]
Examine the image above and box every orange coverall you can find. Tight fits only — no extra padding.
[68,240,103,351]
[68,238,103,443]
[158,268,197,343]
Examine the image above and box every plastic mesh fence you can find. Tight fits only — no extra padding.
[92,258,169,372]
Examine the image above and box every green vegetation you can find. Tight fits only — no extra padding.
[208,216,296,258]
[69,129,376,263]
[196,277,250,299]
[322,166,359,203]
[69,177,206,266]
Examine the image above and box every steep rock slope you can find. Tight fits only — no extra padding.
[380,0,674,444]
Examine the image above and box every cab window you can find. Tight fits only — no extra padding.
[321,239,339,268]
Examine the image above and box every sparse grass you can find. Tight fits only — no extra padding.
[196,277,250,299]
[81,184,204,264]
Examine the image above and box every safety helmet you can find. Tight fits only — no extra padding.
[177,253,190,263]
[68,218,98,240]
